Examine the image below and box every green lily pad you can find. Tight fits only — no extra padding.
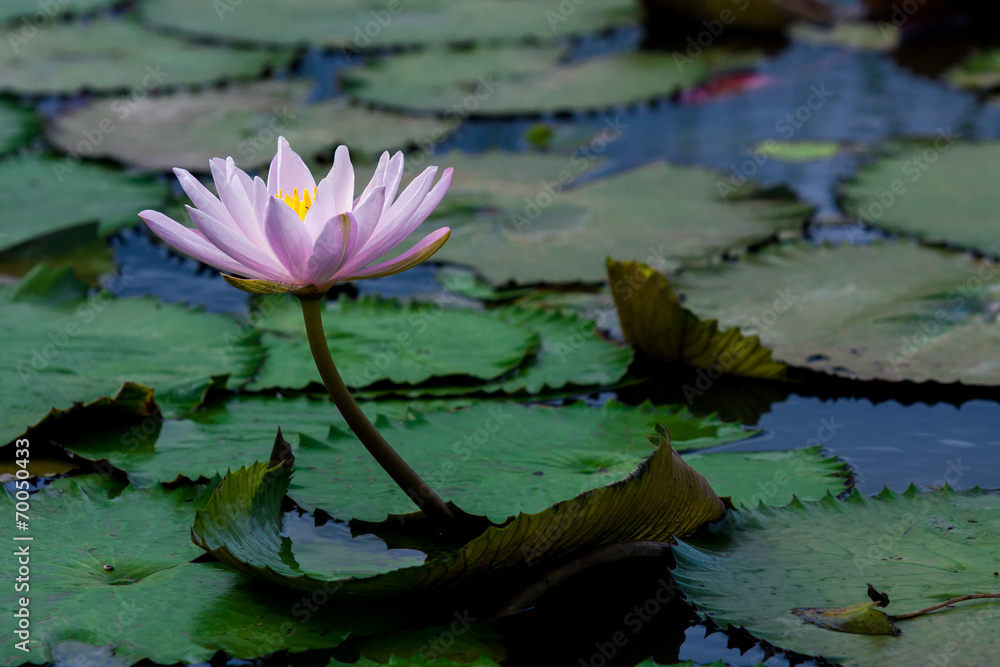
[672,487,1000,666]
[752,139,844,162]
[0,0,115,24]
[342,46,747,114]
[246,295,537,391]
[0,224,116,286]
[425,152,809,284]
[0,99,35,154]
[841,140,1000,256]
[683,446,851,508]
[56,395,751,522]
[947,50,1000,90]
[192,436,726,596]
[139,0,637,49]
[0,477,356,663]
[607,259,788,381]
[0,270,261,444]
[674,240,1000,384]
[0,18,290,94]
[46,79,454,172]
[484,306,633,394]
[0,155,167,254]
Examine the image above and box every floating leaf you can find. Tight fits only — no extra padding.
[948,50,1000,90]
[47,79,453,172]
[0,99,35,154]
[684,446,851,508]
[674,241,1000,384]
[139,0,638,48]
[343,46,754,114]
[246,295,537,391]
[0,0,115,24]
[193,435,726,596]
[789,22,900,51]
[0,270,260,444]
[0,155,168,254]
[0,18,290,94]
[751,139,844,162]
[425,152,809,284]
[842,141,1000,256]
[487,306,632,394]
[56,396,751,522]
[0,222,116,285]
[672,487,1000,666]
[608,259,788,381]
[0,477,357,663]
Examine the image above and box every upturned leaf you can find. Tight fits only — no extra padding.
[607,259,788,380]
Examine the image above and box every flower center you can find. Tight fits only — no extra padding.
[275,188,316,222]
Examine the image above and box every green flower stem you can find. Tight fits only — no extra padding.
[299,295,454,523]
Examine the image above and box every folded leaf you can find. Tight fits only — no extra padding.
[192,433,726,597]
[607,259,787,380]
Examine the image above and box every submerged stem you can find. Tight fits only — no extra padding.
[889,594,1000,621]
[298,295,454,523]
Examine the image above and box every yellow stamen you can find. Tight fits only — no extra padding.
[275,187,317,222]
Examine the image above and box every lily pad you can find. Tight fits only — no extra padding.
[342,46,744,114]
[0,0,114,24]
[0,270,261,444]
[0,18,290,94]
[426,153,810,284]
[682,446,851,508]
[56,395,751,522]
[192,436,726,596]
[246,295,537,391]
[0,155,168,253]
[0,99,35,154]
[674,241,1000,384]
[139,0,638,48]
[478,306,633,395]
[0,477,355,663]
[607,259,788,381]
[46,79,454,172]
[842,141,1000,256]
[947,50,1000,90]
[672,487,1000,666]
[752,139,844,162]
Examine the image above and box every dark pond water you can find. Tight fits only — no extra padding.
[95,16,1000,667]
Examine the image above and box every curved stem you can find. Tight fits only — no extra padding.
[889,594,1000,621]
[298,295,453,523]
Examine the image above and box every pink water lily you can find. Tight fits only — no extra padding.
[139,137,452,294]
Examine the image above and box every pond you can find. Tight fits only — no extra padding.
[3,1,1000,666]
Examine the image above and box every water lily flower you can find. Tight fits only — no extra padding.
[139,136,452,296]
